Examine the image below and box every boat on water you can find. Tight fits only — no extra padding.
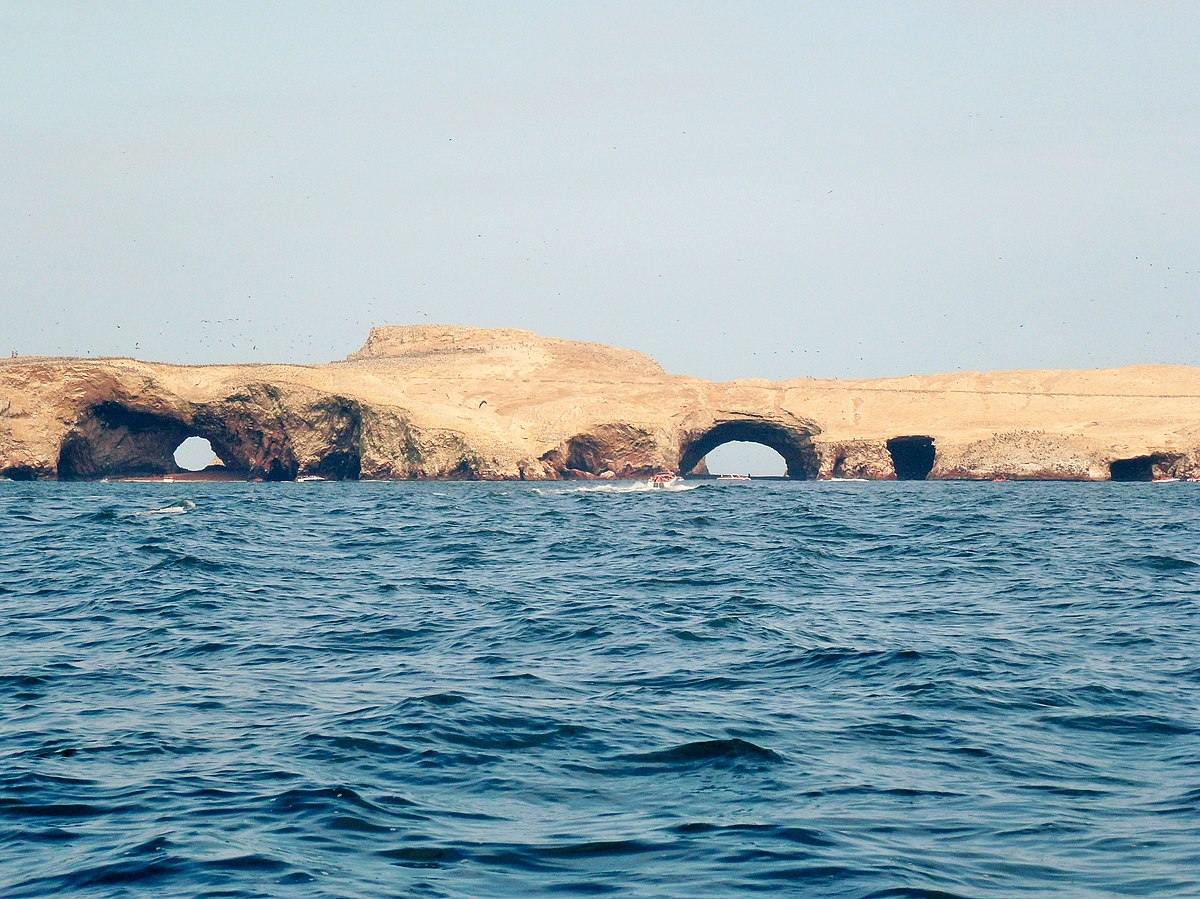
[647,472,682,488]
[296,475,326,482]
[716,474,751,482]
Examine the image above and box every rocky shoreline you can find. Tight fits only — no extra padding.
[2,326,1198,482]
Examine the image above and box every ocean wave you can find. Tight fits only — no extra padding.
[1,481,1197,896]
[133,498,197,516]
[1042,713,1196,737]
[621,737,784,766]
[538,481,702,494]
[1125,553,1199,571]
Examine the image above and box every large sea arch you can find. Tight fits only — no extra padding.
[678,419,819,480]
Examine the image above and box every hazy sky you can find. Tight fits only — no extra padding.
[3,2,1198,387]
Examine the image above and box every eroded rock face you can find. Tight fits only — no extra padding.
[538,424,668,480]
[817,440,897,480]
[2,327,1199,481]
[57,402,192,480]
[934,431,1107,481]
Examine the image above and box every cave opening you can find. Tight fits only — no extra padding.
[173,436,221,472]
[886,436,936,480]
[57,403,191,480]
[702,441,786,477]
[57,402,251,481]
[679,420,818,480]
[564,435,605,474]
[315,451,361,480]
[1109,455,1159,482]
[263,459,299,482]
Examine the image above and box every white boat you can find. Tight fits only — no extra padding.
[716,474,751,482]
[296,475,326,482]
[647,472,682,488]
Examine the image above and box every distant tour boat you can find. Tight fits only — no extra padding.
[716,474,751,482]
[296,475,326,482]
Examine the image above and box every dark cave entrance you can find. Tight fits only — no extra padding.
[679,420,818,480]
[314,451,361,481]
[886,435,936,480]
[57,402,248,481]
[56,396,364,482]
[1109,455,1163,482]
[58,403,191,480]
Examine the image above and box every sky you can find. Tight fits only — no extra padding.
[3,2,1198,400]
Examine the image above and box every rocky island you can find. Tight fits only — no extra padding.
[1,325,1198,482]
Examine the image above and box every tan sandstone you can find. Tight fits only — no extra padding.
[1,325,1198,482]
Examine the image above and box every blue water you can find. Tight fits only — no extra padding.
[1,481,1197,897]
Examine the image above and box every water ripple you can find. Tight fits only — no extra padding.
[0,480,1198,896]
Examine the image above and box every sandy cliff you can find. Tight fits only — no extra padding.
[1,325,1198,481]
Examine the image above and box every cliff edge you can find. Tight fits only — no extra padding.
[2,327,1198,481]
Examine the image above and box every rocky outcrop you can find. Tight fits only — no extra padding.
[537,424,667,480]
[2,325,1199,482]
[817,440,898,480]
[933,430,1105,481]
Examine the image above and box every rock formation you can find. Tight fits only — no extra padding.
[2,325,1198,481]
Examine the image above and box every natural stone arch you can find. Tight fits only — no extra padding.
[1108,453,1179,482]
[56,402,249,481]
[55,391,369,482]
[679,419,819,480]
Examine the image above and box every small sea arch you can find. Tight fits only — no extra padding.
[56,395,366,481]
[679,419,819,480]
[1109,453,1178,482]
[57,402,253,481]
[55,400,311,481]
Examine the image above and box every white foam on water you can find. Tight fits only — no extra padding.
[536,481,701,495]
[135,498,197,516]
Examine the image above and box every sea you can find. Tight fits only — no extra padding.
[1,480,1197,897]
